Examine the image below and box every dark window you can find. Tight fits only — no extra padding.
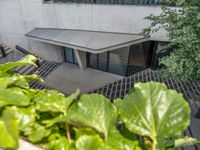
[87,53,98,69]
[108,47,129,76]
[54,0,176,6]
[99,52,108,71]
[127,41,154,76]
[43,0,54,3]
[86,42,155,77]
[63,47,78,64]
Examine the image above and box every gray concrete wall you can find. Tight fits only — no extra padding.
[0,0,168,61]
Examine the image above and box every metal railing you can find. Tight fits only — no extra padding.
[0,45,6,58]
[54,0,175,6]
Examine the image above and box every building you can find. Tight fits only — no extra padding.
[0,0,173,76]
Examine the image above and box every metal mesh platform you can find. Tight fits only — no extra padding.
[0,46,61,90]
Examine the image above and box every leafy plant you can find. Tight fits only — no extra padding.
[115,82,190,150]
[0,56,199,150]
[144,0,200,82]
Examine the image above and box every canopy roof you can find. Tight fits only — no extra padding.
[25,28,149,53]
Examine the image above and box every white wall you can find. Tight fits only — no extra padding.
[0,0,168,61]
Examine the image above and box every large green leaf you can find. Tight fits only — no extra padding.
[105,127,142,150]
[0,88,30,107]
[34,90,79,114]
[0,55,37,72]
[7,106,37,132]
[0,76,28,90]
[44,134,75,150]
[75,134,104,150]
[67,94,117,139]
[0,107,19,149]
[0,74,42,90]
[175,137,200,148]
[115,82,190,148]
[27,123,52,143]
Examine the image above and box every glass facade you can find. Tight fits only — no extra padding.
[87,52,109,72]
[126,41,154,76]
[54,0,175,6]
[63,42,156,76]
[87,41,155,76]
[108,47,129,76]
[63,47,78,64]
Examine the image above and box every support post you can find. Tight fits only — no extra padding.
[74,50,87,70]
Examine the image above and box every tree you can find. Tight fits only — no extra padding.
[144,0,200,82]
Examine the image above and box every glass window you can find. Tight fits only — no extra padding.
[99,52,108,71]
[64,47,78,64]
[127,41,153,76]
[109,52,127,76]
[64,47,74,63]
[54,0,174,6]
[88,53,98,69]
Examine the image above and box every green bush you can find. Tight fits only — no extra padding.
[0,55,199,150]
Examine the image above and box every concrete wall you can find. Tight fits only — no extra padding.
[0,0,168,61]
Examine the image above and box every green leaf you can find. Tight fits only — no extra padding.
[115,82,190,149]
[44,134,75,150]
[27,123,52,143]
[34,90,79,114]
[175,137,200,148]
[0,74,42,90]
[75,128,98,139]
[0,55,37,72]
[6,106,37,132]
[67,94,117,139]
[75,134,104,150]
[0,88,30,107]
[42,114,67,127]
[105,127,142,150]
[0,107,19,149]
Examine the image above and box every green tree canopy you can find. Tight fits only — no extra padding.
[144,0,200,82]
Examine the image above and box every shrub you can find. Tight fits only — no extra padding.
[0,55,199,150]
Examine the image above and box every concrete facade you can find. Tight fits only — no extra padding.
[0,0,168,61]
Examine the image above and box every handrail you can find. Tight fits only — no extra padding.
[15,45,41,67]
[0,45,6,58]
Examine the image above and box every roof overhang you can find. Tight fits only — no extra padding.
[25,28,150,54]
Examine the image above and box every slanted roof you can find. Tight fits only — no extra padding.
[25,28,149,53]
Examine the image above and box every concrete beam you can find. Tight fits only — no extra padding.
[74,50,87,69]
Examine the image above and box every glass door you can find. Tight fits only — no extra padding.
[87,52,108,72]
[63,47,78,64]
[98,52,108,71]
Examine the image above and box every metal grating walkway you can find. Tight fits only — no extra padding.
[0,45,61,90]
[91,69,200,150]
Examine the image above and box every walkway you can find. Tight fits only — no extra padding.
[45,63,123,94]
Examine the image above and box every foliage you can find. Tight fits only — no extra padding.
[0,56,199,150]
[115,82,190,150]
[144,0,200,82]
[175,137,200,148]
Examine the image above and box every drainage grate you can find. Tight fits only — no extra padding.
[0,50,26,64]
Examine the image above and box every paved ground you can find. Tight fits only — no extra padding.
[44,63,123,94]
